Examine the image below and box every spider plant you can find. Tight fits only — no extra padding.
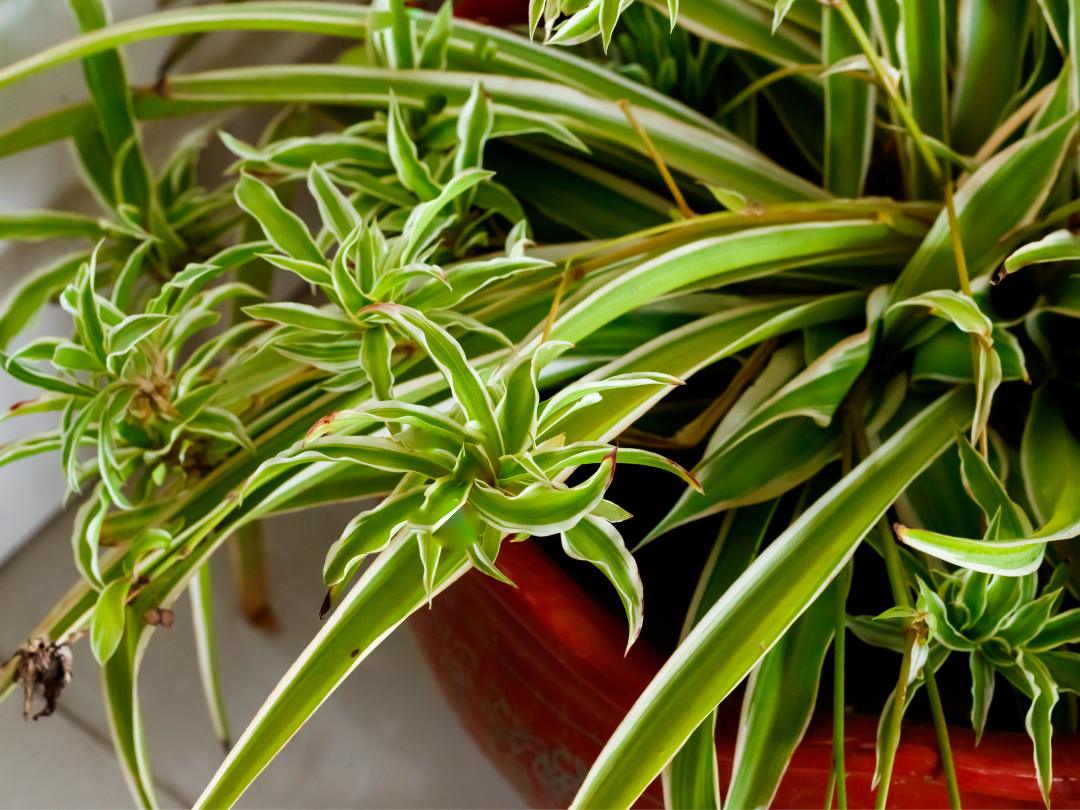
[1,0,1079,808]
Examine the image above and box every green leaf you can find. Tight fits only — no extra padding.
[72,487,108,592]
[258,254,331,288]
[569,388,972,809]
[600,0,621,50]
[956,435,1032,543]
[1029,608,1080,651]
[323,488,425,586]
[397,168,493,264]
[525,443,701,493]
[664,503,778,810]
[235,173,323,264]
[98,389,134,510]
[555,294,864,454]
[189,562,231,749]
[243,302,355,333]
[63,393,106,491]
[726,570,845,809]
[970,651,995,745]
[497,357,539,456]
[1017,651,1059,807]
[309,401,481,446]
[890,112,1078,300]
[537,372,682,436]
[822,0,874,197]
[128,64,824,202]
[0,210,111,241]
[649,419,838,543]
[916,579,975,651]
[1023,385,1080,527]
[546,222,898,347]
[368,304,501,456]
[407,255,552,311]
[101,627,157,809]
[454,81,494,175]
[386,93,440,201]
[385,0,416,69]
[417,1,451,69]
[76,248,108,363]
[360,325,394,401]
[490,107,588,152]
[195,534,472,809]
[0,252,86,349]
[1003,228,1080,275]
[890,289,993,341]
[561,515,643,649]
[896,0,948,197]
[898,387,1080,574]
[998,590,1062,649]
[330,230,369,314]
[470,451,614,536]
[414,477,473,536]
[288,435,454,478]
[951,0,1030,154]
[107,313,169,359]
[90,578,130,664]
[772,0,800,33]
[68,0,151,211]
[308,164,360,244]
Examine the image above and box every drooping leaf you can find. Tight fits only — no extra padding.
[570,388,973,809]
[1017,652,1059,807]
[561,514,643,649]
[898,387,1080,574]
[726,569,845,808]
[189,562,231,749]
[471,452,614,536]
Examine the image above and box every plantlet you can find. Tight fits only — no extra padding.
[0,1,1078,809]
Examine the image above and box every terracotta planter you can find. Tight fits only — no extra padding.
[451,0,528,26]
[411,540,1080,808]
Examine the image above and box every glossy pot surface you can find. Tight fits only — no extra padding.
[411,540,1080,808]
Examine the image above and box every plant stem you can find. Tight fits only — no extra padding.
[836,0,941,183]
[876,518,911,608]
[876,627,916,810]
[925,669,962,809]
[832,565,848,810]
[617,98,695,219]
[853,417,960,808]
[942,177,972,296]
[837,0,973,299]
[541,261,575,342]
[719,63,824,116]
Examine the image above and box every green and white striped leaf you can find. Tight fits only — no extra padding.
[570,388,973,809]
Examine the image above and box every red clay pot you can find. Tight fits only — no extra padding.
[451,0,528,27]
[411,540,1080,808]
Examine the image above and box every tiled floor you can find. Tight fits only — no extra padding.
[0,503,524,809]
